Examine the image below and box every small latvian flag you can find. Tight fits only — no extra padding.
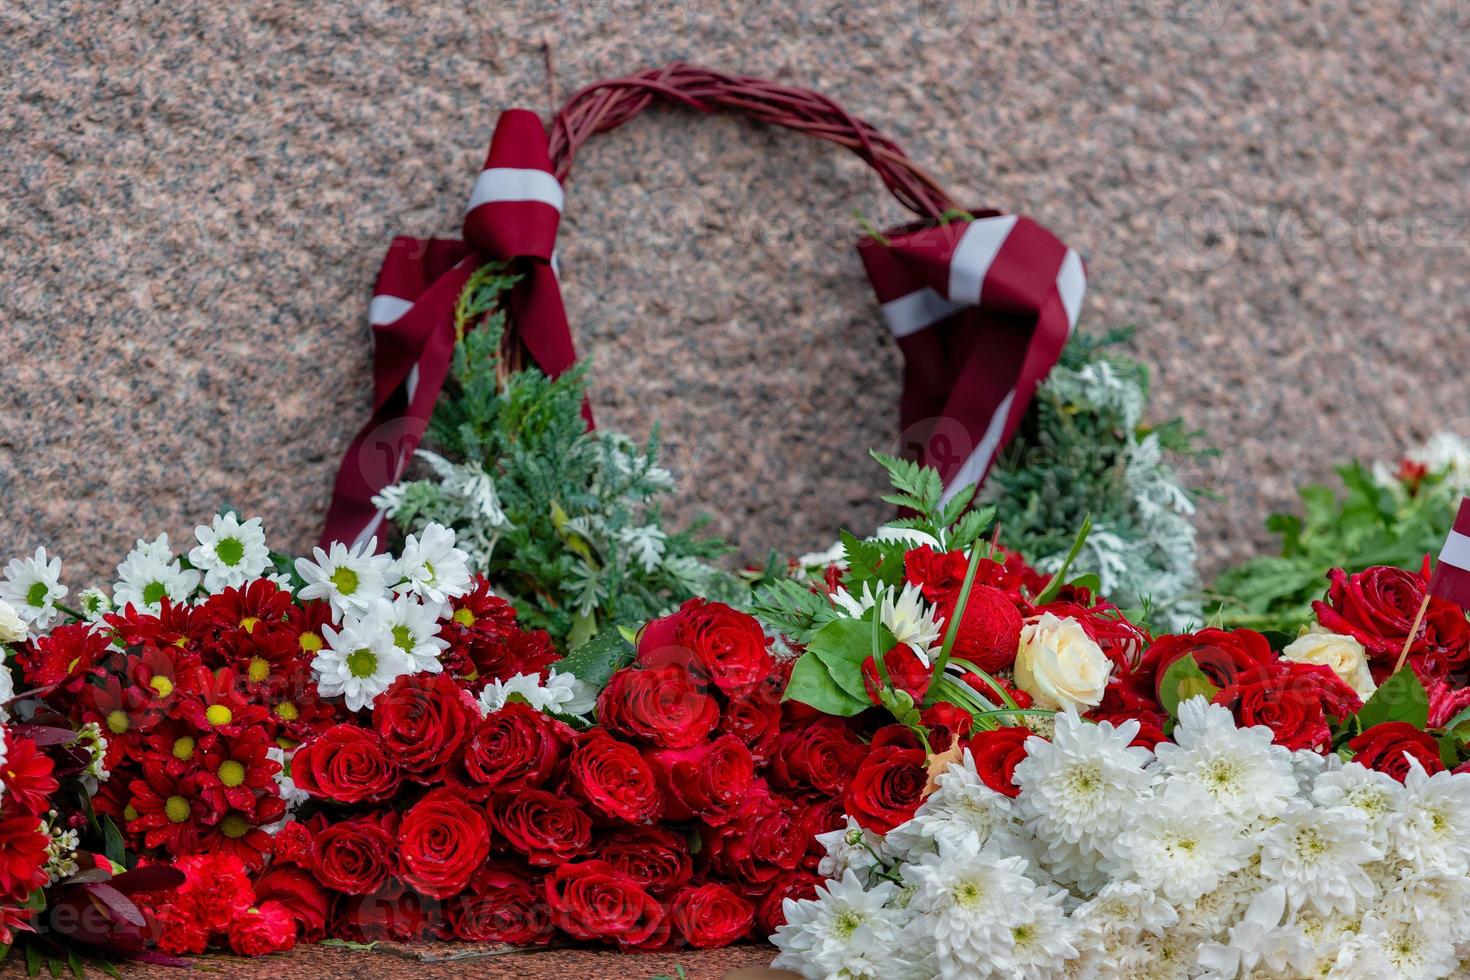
[1432,498,1470,609]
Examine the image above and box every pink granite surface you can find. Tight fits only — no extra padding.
[2,2,1469,583]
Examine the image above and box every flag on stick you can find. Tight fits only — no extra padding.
[1394,496,1470,673]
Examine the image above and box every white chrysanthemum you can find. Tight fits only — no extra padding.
[905,843,1050,979]
[313,615,411,711]
[1258,804,1380,915]
[888,749,1021,860]
[75,588,111,621]
[1313,762,1403,850]
[365,595,447,674]
[1117,783,1253,905]
[267,745,310,810]
[816,817,894,881]
[1376,869,1470,945]
[188,512,270,591]
[831,581,943,663]
[477,670,596,718]
[772,870,906,979]
[295,537,393,620]
[0,548,67,631]
[1195,885,1316,980]
[1006,888,1077,978]
[1177,863,1266,939]
[1073,880,1180,938]
[1013,713,1152,891]
[393,522,472,605]
[1391,759,1470,875]
[1356,909,1459,980]
[0,724,8,804]
[113,535,201,613]
[1152,697,1298,824]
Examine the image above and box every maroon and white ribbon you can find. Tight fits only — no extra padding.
[858,210,1086,500]
[1432,498,1470,609]
[320,109,583,549]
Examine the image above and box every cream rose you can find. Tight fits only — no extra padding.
[1013,612,1112,711]
[0,599,25,645]
[1282,627,1375,701]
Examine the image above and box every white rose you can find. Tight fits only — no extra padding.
[1282,628,1376,701]
[0,600,25,645]
[1013,612,1112,711]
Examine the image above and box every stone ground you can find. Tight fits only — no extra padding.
[3,2,1469,584]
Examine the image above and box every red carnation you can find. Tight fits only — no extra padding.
[253,866,328,942]
[671,883,755,949]
[490,789,593,867]
[844,744,927,834]
[291,725,400,805]
[639,599,773,698]
[545,861,668,949]
[228,902,297,956]
[904,545,969,606]
[397,789,492,899]
[168,852,255,933]
[1348,722,1445,782]
[311,815,397,895]
[373,671,475,781]
[964,726,1035,797]
[567,730,663,825]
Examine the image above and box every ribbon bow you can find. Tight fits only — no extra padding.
[858,211,1086,502]
[321,109,581,549]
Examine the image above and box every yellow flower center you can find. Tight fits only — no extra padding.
[247,657,271,683]
[453,607,476,627]
[149,675,174,698]
[218,760,246,788]
[299,632,323,654]
[106,709,130,734]
[221,813,250,839]
[274,702,299,722]
[172,736,196,761]
[123,805,140,823]
[164,795,191,823]
[205,704,233,727]
[239,615,260,634]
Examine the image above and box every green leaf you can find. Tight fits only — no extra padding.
[1032,515,1093,606]
[555,627,634,692]
[319,938,381,952]
[783,652,870,717]
[25,943,40,978]
[1440,732,1461,770]
[101,815,125,867]
[1355,669,1430,731]
[807,618,897,705]
[928,544,986,688]
[65,949,83,980]
[1159,653,1221,720]
[1443,705,1470,740]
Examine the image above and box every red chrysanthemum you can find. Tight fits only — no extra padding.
[1,732,59,818]
[19,623,110,694]
[197,797,287,872]
[172,666,267,737]
[197,729,281,816]
[0,814,49,902]
[126,762,217,856]
[443,579,560,684]
[104,597,199,651]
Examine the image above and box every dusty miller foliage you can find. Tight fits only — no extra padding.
[373,263,744,649]
[982,330,1213,632]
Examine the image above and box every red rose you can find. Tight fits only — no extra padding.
[703,790,807,894]
[671,883,755,949]
[1428,679,1470,728]
[311,815,397,895]
[598,663,720,749]
[1230,664,1361,752]
[372,672,475,781]
[1348,722,1445,782]
[964,726,1035,797]
[597,827,693,896]
[1314,563,1468,670]
[844,745,927,833]
[768,720,868,795]
[567,730,663,825]
[757,871,823,934]
[940,585,1023,673]
[1132,629,1276,705]
[861,644,933,705]
[719,680,784,764]
[649,735,756,826]
[228,902,296,956]
[253,867,328,942]
[460,702,570,793]
[639,599,773,698]
[545,861,668,949]
[904,545,968,605]
[397,789,492,899]
[291,725,400,805]
[450,867,553,945]
[333,879,439,942]
[489,789,593,867]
